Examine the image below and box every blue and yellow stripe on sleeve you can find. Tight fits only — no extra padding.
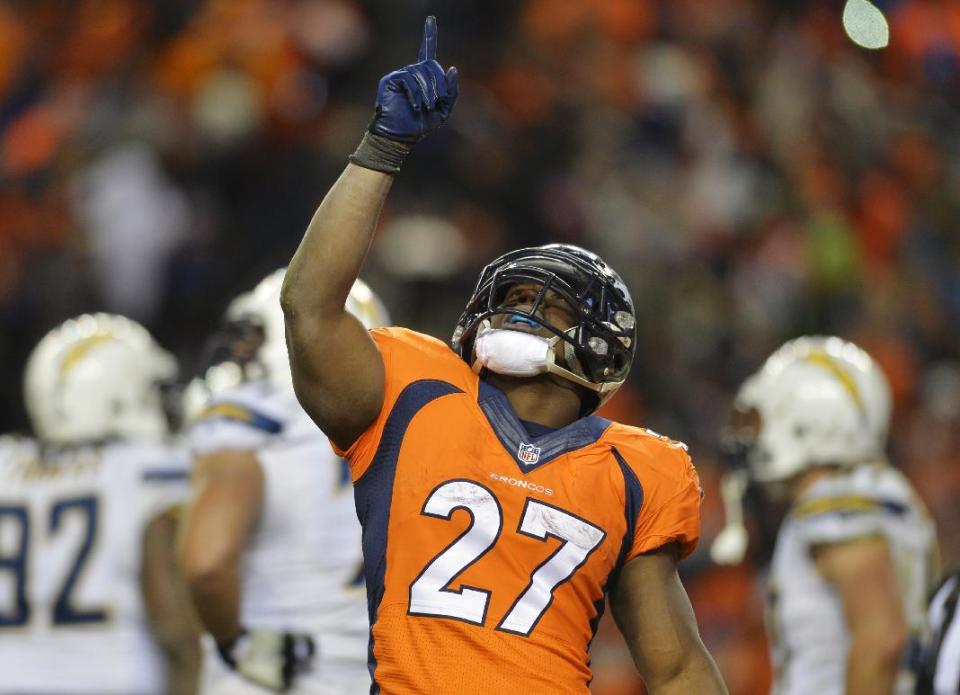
[792,494,908,519]
[196,403,284,434]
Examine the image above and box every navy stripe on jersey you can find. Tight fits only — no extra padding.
[587,447,644,666]
[610,447,644,578]
[353,379,463,694]
[141,468,189,482]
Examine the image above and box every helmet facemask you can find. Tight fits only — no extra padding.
[201,315,270,383]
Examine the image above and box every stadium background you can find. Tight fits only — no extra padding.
[1,0,959,692]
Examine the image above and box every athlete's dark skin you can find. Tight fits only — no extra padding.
[482,283,587,430]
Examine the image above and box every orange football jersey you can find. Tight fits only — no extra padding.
[334,328,703,694]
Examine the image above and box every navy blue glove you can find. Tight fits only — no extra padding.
[372,15,459,143]
[350,16,459,173]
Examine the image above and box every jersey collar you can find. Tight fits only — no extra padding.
[477,380,611,474]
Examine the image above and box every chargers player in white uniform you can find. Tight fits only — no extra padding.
[178,269,388,694]
[712,336,938,695]
[0,313,199,694]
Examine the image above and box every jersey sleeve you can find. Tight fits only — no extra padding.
[790,489,903,546]
[789,467,916,546]
[622,438,703,562]
[188,384,285,456]
[333,327,468,479]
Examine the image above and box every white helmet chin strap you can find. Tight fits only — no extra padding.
[710,469,750,565]
[471,324,603,393]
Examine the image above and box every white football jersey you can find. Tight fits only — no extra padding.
[767,464,937,695]
[0,435,190,694]
[189,380,369,693]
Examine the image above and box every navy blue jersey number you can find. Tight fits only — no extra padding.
[0,496,107,628]
[50,496,107,625]
[0,505,30,626]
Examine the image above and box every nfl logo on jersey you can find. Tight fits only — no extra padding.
[517,442,541,465]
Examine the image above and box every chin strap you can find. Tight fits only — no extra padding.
[710,469,750,565]
[543,351,603,392]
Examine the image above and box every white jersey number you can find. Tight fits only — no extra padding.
[408,480,605,637]
[408,480,501,625]
[0,496,107,627]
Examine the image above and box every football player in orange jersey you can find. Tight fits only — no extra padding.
[280,16,727,695]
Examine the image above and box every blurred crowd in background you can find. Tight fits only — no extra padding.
[2,0,960,692]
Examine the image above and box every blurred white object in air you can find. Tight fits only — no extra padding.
[73,143,190,321]
[377,213,468,279]
[843,0,889,50]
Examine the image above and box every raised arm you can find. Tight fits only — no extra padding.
[280,16,458,450]
[610,546,728,694]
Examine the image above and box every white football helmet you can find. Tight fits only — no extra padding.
[24,313,177,445]
[183,269,390,418]
[711,336,892,565]
[737,335,892,483]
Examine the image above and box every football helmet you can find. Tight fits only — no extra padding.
[24,313,177,444]
[452,244,635,414]
[736,335,892,484]
[711,335,892,565]
[184,269,390,417]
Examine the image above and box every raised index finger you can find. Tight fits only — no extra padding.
[418,15,437,62]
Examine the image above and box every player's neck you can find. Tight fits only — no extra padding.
[484,372,583,429]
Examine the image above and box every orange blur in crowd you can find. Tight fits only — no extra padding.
[3,2,960,693]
